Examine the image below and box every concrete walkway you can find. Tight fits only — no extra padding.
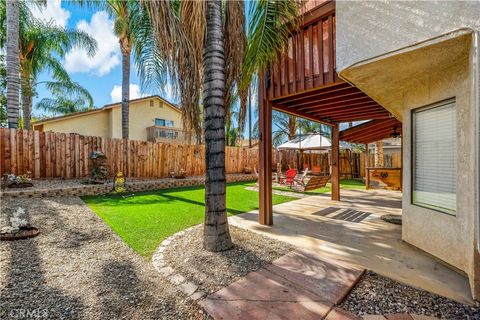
[229,189,473,304]
[199,249,365,319]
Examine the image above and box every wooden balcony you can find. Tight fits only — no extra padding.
[257,0,402,226]
[263,0,391,125]
[146,126,189,144]
[267,0,337,101]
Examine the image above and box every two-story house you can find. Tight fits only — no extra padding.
[32,95,189,143]
[256,0,480,300]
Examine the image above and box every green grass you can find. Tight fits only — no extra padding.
[273,179,366,195]
[82,182,295,258]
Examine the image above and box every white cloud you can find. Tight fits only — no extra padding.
[64,11,120,76]
[30,0,71,28]
[110,84,144,103]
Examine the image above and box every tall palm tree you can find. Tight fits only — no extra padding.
[5,0,20,128]
[145,0,300,251]
[1,3,96,129]
[202,0,232,251]
[96,0,164,140]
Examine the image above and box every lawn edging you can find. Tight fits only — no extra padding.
[1,174,256,198]
[152,225,207,301]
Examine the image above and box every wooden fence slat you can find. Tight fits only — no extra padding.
[33,131,40,178]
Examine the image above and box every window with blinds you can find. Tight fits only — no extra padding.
[412,99,456,215]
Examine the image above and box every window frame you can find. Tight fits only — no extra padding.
[411,98,457,216]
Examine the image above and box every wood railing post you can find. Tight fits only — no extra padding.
[259,76,273,226]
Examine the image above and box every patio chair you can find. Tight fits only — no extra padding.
[284,169,297,187]
[292,175,330,192]
[311,166,322,175]
[295,168,310,186]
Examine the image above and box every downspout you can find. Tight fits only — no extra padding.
[474,30,480,253]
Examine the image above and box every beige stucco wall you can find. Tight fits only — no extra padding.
[336,1,480,71]
[35,109,111,137]
[336,2,480,299]
[33,97,183,141]
[401,48,475,277]
[112,98,183,141]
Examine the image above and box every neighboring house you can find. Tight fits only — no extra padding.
[336,1,480,299]
[256,0,480,300]
[32,96,189,143]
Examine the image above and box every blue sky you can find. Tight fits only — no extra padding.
[31,0,347,141]
[32,0,175,116]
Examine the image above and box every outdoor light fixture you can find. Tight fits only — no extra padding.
[390,126,401,138]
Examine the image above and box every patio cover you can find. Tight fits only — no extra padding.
[278,133,350,150]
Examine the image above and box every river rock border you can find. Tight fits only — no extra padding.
[152,225,206,301]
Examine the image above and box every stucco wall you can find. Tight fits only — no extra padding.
[36,110,111,138]
[336,2,480,298]
[401,52,476,280]
[108,98,183,140]
[336,1,480,71]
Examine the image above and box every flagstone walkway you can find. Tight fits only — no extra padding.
[199,249,364,319]
[198,249,442,320]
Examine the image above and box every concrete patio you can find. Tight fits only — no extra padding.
[229,189,473,304]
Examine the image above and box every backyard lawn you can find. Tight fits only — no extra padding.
[83,182,296,258]
[274,178,365,195]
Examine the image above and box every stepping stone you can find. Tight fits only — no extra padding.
[325,307,359,320]
[385,314,413,320]
[410,315,440,320]
[264,249,365,304]
[199,268,333,320]
[199,249,366,320]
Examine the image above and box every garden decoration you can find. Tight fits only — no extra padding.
[89,151,109,184]
[3,172,34,189]
[0,207,39,241]
[243,166,252,174]
[113,171,127,193]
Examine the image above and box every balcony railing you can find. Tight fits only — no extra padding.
[146,126,189,143]
[267,0,337,100]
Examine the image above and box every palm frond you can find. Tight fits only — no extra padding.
[242,0,300,89]
[224,0,247,138]
[143,0,204,143]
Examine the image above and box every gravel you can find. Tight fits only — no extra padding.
[163,225,294,295]
[340,271,480,319]
[0,197,207,319]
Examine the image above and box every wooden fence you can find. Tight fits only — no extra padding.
[0,128,400,180]
[0,128,258,179]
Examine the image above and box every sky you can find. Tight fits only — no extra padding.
[31,0,176,116]
[29,0,351,141]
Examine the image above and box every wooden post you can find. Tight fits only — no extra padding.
[259,76,273,225]
[365,143,370,190]
[331,123,340,201]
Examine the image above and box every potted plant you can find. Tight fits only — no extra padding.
[174,169,187,179]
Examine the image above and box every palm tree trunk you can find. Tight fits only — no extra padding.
[203,0,232,252]
[375,141,384,167]
[21,76,32,130]
[6,0,20,128]
[121,45,130,139]
[288,116,297,139]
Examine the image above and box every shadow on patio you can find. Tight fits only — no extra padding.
[229,188,474,304]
